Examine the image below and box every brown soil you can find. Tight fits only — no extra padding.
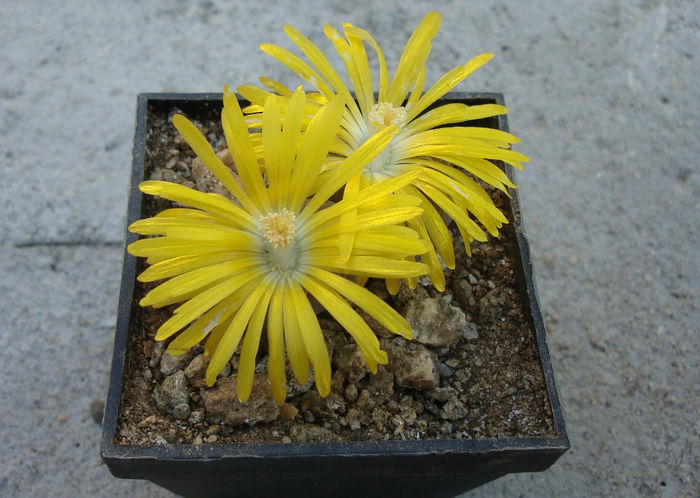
[114,101,556,446]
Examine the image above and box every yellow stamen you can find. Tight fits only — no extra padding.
[368,102,407,133]
[261,209,296,248]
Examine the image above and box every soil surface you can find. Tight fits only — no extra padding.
[114,102,556,446]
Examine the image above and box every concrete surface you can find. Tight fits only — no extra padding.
[1,0,697,496]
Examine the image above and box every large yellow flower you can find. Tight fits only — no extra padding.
[128,87,430,403]
[239,11,529,293]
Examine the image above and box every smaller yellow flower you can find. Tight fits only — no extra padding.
[240,11,529,294]
[128,87,430,403]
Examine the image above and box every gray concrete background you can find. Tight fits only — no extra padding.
[1,0,697,496]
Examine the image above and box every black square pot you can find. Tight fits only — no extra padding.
[101,92,569,498]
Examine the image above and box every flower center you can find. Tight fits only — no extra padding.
[368,102,407,133]
[364,102,406,180]
[261,209,298,273]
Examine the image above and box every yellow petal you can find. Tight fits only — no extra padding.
[284,25,354,104]
[236,281,275,402]
[172,114,257,213]
[339,173,361,262]
[266,286,287,403]
[406,217,446,292]
[127,237,225,264]
[261,94,282,196]
[166,292,243,354]
[315,254,428,278]
[206,280,273,386]
[388,12,442,105]
[298,274,387,372]
[289,284,331,397]
[153,267,260,340]
[139,180,254,227]
[386,278,401,296]
[309,206,424,241]
[259,42,334,97]
[141,256,260,308]
[138,252,236,283]
[306,268,413,339]
[222,86,271,213]
[339,23,374,115]
[301,125,398,217]
[283,283,310,385]
[259,76,293,96]
[406,53,494,121]
[405,185,455,269]
[289,94,346,211]
[343,24,389,102]
[416,181,487,243]
[404,103,508,135]
[304,168,420,232]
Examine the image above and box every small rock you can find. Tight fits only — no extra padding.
[331,369,345,392]
[137,415,157,428]
[326,393,346,415]
[160,350,194,376]
[445,358,460,368]
[286,366,315,396]
[57,413,67,423]
[188,410,204,424]
[149,341,166,369]
[462,322,478,340]
[453,279,476,307]
[356,309,393,338]
[384,340,440,390]
[289,424,339,442]
[280,403,299,420]
[218,362,232,378]
[366,366,394,405]
[404,295,472,347]
[435,361,454,378]
[154,371,189,416]
[191,157,233,199]
[90,399,105,424]
[356,389,371,408]
[344,383,358,403]
[202,374,280,426]
[333,344,368,384]
[345,408,362,431]
[184,354,210,383]
[172,403,191,420]
[216,148,233,166]
[440,398,468,420]
[401,407,417,425]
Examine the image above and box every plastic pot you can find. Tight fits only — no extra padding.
[101,92,569,498]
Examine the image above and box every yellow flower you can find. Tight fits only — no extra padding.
[239,11,529,294]
[128,87,430,403]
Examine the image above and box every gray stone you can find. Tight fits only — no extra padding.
[202,375,280,426]
[153,371,189,416]
[159,350,194,376]
[333,344,368,384]
[384,340,440,390]
[404,295,475,347]
[172,403,191,420]
[184,354,210,382]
